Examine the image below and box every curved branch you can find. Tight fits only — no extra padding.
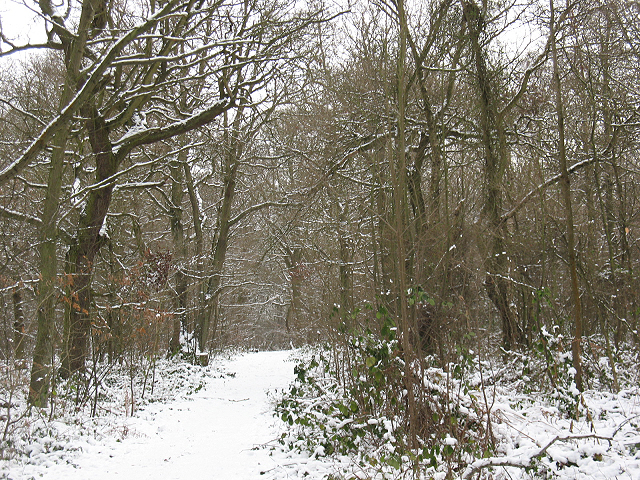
[0,205,73,244]
[501,120,622,223]
[229,201,295,228]
[113,98,233,161]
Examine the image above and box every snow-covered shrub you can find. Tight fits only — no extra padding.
[0,360,29,461]
[501,325,637,421]
[275,306,492,477]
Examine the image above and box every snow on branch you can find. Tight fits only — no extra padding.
[0,0,186,186]
[110,40,250,67]
[229,201,295,228]
[67,155,170,204]
[0,205,42,226]
[113,180,165,192]
[113,99,233,160]
[0,98,47,126]
[501,106,633,223]
[0,205,73,243]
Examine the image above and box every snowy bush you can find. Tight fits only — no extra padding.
[274,321,640,479]
[275,310,492,478]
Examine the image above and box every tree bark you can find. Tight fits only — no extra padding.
[393,0,419,452]
[168,147,189,356]
[464,0,520,349]
[29,0,99,407]
[550,0,583,391]
[196,111,242,355]
[67,105,117,374]
[284,247,303,335]
[12,285,26,360]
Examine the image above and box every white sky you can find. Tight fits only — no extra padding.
[0,0,47,54]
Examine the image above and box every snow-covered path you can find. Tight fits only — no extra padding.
[35,350,296,480]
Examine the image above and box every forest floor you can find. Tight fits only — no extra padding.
[2,348,640,479]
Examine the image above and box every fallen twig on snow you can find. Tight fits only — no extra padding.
[461,433,611,479]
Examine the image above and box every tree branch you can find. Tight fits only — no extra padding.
[501,120,621,223]
[0,0,184,186]
[229,201,295,228]
[0,206,73,244]
[0,206,42,226]
[113,99,233,161]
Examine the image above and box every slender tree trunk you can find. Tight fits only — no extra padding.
[199,183,235,356]
[60,248,74,377]
[368,149,393,312]
[406,134,429,283]
[106,241,121,363]
[331,196,353,323]
[597,11,632,347]
[393,0,418,453]
[196,125,241,356]
[184,160,203,351]
[284,247,303,336]
[12,285,26,360]
[339,232,353,321]
[591,143,620,391]
[464,0,519,349]
[168,148,189,356]
[550,0,583,391]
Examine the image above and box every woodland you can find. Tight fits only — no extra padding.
[0,0,639,476]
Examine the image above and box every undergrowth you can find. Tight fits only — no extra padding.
[275,311,640,479]
[0,355,213,467]
[276,310,493,478]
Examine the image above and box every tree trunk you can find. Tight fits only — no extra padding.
[29,0,98,406]
[184,160,204,354]
[12,285,26,360]
[284,247,303,336]
[168,147,189,356]
[368,149,393,312]
[464,0,519,349]
[67,105,117,374]
[550,0,583,391]
[393,0,419,452]
[196,124,240,355]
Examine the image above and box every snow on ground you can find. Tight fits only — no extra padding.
[463,386,640,479]
[2,349,640,480]
[3,350,305,480]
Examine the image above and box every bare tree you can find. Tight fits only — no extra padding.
[0,0,322,405]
